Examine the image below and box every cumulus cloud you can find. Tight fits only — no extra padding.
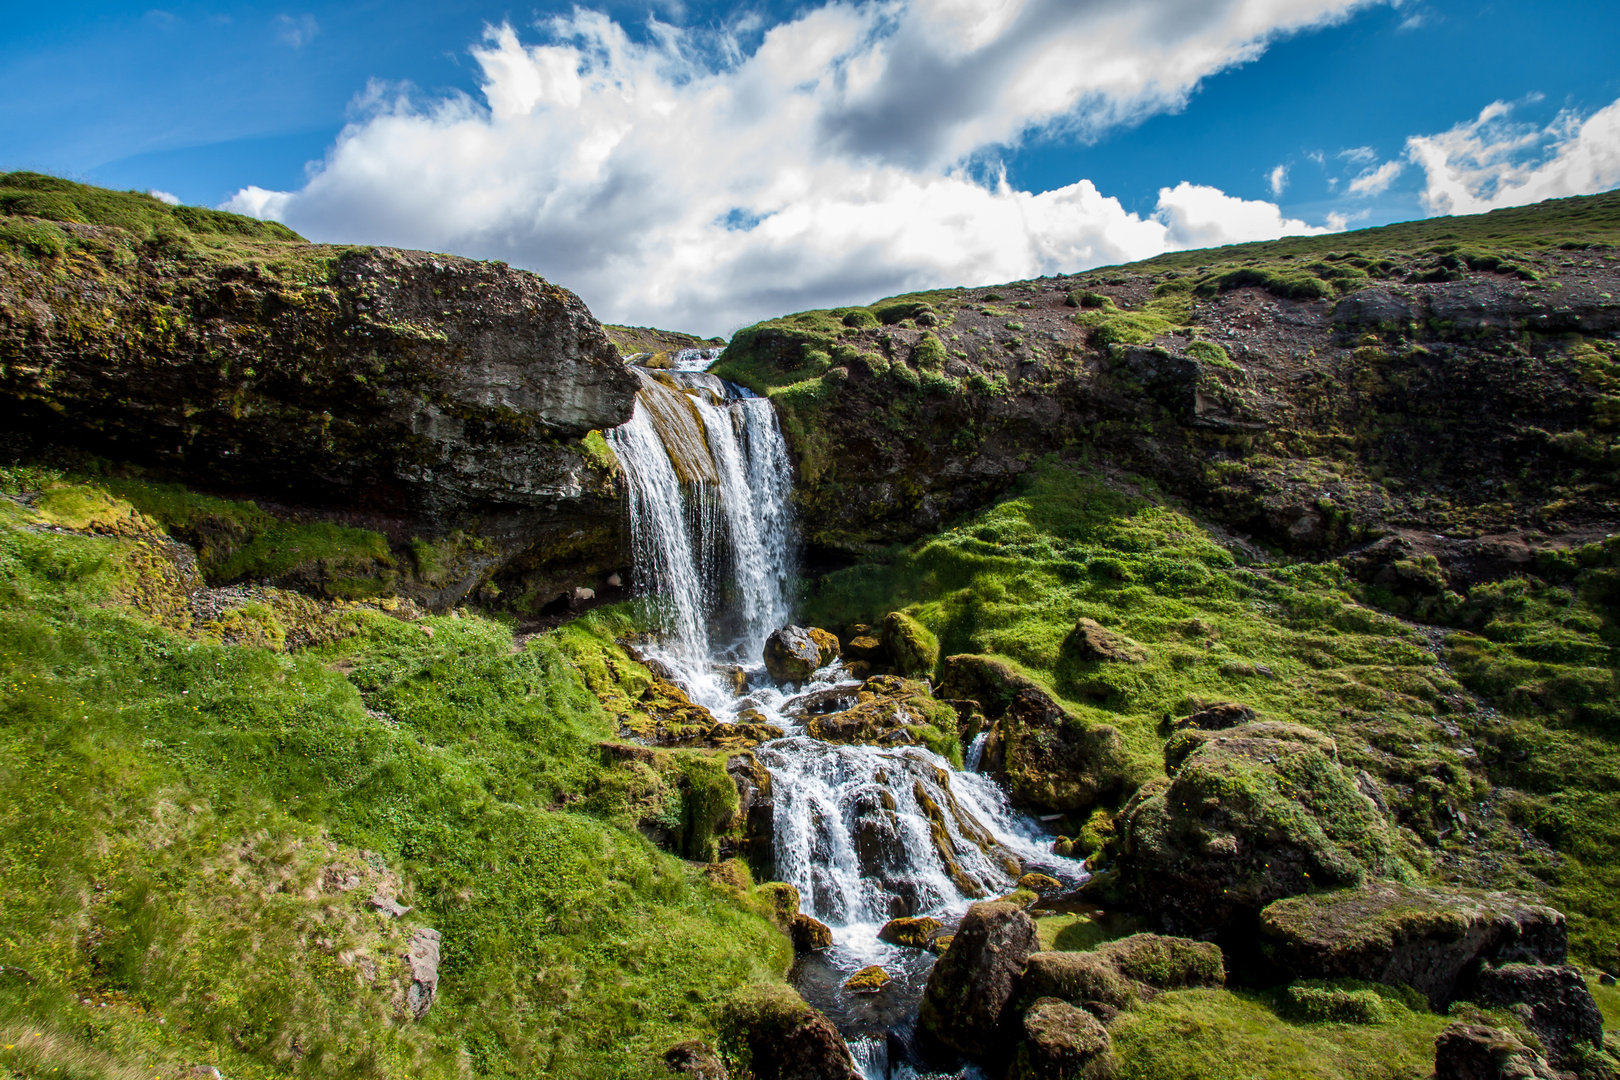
[148,188,181,205]
[225,1,1366,334]
[1268,163,1289,195]
[1408,96,1620,215]
[1347,158,1404,196]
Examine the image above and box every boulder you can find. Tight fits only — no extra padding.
[1168,702,1254,731]
[804,675,960,756]
[1062,618,1148,664]
[878,916,944,948]
[1010,998,1115,1080]
[765,626,823,683]
[1474,963,1604,1067]
[792,914,834,952]
[1112,727,1409,941]
[1433,1023,1558,1080]
[919,901,1040,1060]
[805,627,842,667]
[664,1041,729,1078]
[1163,720,1336,772]
[719,985,858,1080]
[1259,882,1567,1010]
[1019,934,1224,1011]
[758,882,801,930]
[842,625,886,663]
[882,612,940,676]
[937,654,1047,716]
[1017,873,1063,894]
[844,966,890,994]
[997,690,1129,813]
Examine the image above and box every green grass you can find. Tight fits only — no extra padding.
[0,172,303,248]
[0,480,791,1079]
[1109,987,1449,1080]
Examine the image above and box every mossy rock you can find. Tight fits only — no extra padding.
[995,689,1130,814]
[1010,997,1115,1080]
[718,985,858,1080]
[1062,617,1149,664]
[878,916,943,948]
[806,626,842,667]
[844,965,891,994]
[1163,720,1337,773]
[882,611,939,676]
[1259,881,1567,1009]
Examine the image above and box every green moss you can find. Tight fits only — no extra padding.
[1,172,304,245]
[0,507,791,1079]
[580,430,620,474]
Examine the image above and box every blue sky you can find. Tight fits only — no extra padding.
[6,0,1619,333]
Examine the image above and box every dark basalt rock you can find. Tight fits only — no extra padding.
[1433,1023,1557,1080]
[995,690,1129,813]
[1474,962,1604,1067]
[1259,882,1567,1010]
[918,901,1039,1061]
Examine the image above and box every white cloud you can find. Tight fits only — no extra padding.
[1338,145,1377,165]
[1154,182,1330,249]
[1347,158,1404,196]
[275,13,318,48]
[1407,96,1620,215]
[1268,163,1289,195]
[226,1,1366,334]
[148,189,181,205]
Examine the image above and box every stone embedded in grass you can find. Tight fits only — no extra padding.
[1162,720,1337,773]
[878,916,943,948]
[405,927,441,1020]
[663,1040,728,1079]
[1168,702,1254,731]
[1062,618,1149,664]
[844,965,891,994]
[1433,1022,1557,1080]
[1258,881,1567,1010]
[920,901,1039,1059]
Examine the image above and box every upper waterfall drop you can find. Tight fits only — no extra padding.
[604,350,797,673]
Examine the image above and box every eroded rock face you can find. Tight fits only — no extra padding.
[1259,882,1567,1010]
[919,901,1039,1060]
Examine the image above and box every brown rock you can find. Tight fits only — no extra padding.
[664,1041,729,1078]
[919,901,1039,1059]
[1017,873,1063,894]
[792,913,834,952]
[1062,618,1148,664]
[1168,702,1254,731]
[1434,1023,1557,1080]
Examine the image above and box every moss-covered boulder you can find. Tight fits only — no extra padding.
[805,627,842,667]
[1062,618,1149,664]
[1111,727,1411,943]
[1473,963,1604,1068]
[995,690,1129,813]
[919,901,1039,1060]
[664,1041,729,1078]
[843,965,891,994]
[764,625,823,683]
[882,611,939,676]
[1258,882,1567,1009]
[878,916,943,948]
[1009,998,1116,1080]
[804,675,960,761]
[792,914,833,952]
[1162,720,1337,772]
[1019,934,1224,1012]
[718,985,858,1080]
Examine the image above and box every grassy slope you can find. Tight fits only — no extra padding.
[0,470,789,1080]
[803,455,1620,966]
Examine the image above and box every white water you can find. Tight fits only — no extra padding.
[602,350,1082,1079]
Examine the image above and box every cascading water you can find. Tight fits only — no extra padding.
[603,349,1083,1079]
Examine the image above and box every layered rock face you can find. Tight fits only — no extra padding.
[1,234,639,607]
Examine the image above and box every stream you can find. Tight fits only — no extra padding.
[604,350,1085,1079]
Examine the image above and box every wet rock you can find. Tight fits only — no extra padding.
[1062,618,1148,664]
[844,965,891,994]
[878,916,943,948]
[919,901,1039,1060]
[841,625,886,663]
[1168,702,1254,731]
[1259,882,1567,1010]
[805,627,842,667]
[1474,962,1604,1067]
[1017,873,1063,894]
[803,676,959,755]
[997,888,1040,909]
[882,612,939,676]
[1112,726,1407,943]
[719,985,858,1080]
[792,914,834,952]
[664,1041,729,1078]
[928,934,955,955]
[997,689,1129,814]
[1010,998,1115,1080]
[765,626,823,683]
[725,752,775,873]
[1433,1022,1558,1080]
[405,927,441,1019]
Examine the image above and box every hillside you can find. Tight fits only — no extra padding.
[3,175,1620,1080]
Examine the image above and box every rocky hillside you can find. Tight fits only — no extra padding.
[0,172,634,614]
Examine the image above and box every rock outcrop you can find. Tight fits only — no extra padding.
[1474,962,1605,1068]
[1258,882,1567,1009]
[1433,1023,1558,1080]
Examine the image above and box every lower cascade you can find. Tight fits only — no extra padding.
[604,350,1084,1079]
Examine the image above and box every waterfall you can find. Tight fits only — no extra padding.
[602,349,1082,1079]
